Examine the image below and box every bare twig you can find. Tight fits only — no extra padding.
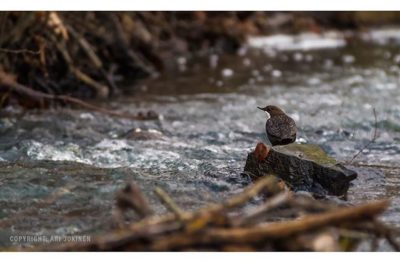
[0,48,40,55]
[372,220,400,251]
[52,38,109,99]
[205,199,389,241]
[0,184,75,228]
[110,14,158,77]
[66,25,118,95]
[350,163,400,170]
[122,176,279,233]
[0,13,36,47]
[233,191,292,226]
[215,175,279,211]
[0,69,156,120]
[154,187,187,221]
[347,108,379,164]
[115,182,153,219]
[288,195,344,212]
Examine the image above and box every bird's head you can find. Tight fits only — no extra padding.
[257,105,285,117]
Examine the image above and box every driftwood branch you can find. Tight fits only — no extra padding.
[211,175,279,212]
[33,175,393,252]
[66,25,118,96]
[233,191,292,226]
[0,69,157,120]
[110,14,158,77]
[127,176,279,232]
[52,38,109,99]
[154,187,187,221]
[136,200,389,251]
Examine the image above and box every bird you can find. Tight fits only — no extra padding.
[257,105,297,146]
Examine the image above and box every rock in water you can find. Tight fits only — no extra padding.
[243,143,357,197]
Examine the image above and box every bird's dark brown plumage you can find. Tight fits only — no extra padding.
[257,105,297,146]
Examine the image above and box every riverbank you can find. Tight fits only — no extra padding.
[1,11,400,108]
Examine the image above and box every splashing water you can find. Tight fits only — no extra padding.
[1,29,400,249]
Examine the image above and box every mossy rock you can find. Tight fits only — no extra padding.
[243,143,357,197]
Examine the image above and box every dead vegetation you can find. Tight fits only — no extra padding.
[0,12,257,109]
[30,176,399,252]
[2,11,400,110]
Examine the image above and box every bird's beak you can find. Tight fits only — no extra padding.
[257,106,267,111]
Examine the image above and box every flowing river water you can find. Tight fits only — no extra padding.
[0,29,400,250]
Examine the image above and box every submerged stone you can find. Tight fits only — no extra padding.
[243,143,357,197]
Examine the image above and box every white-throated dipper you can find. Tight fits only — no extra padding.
[257,105,297,146]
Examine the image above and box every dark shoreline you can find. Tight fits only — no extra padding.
[1,11,400,108]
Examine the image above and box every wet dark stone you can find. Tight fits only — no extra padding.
[123,128,164,140]
[243,143,358,197]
